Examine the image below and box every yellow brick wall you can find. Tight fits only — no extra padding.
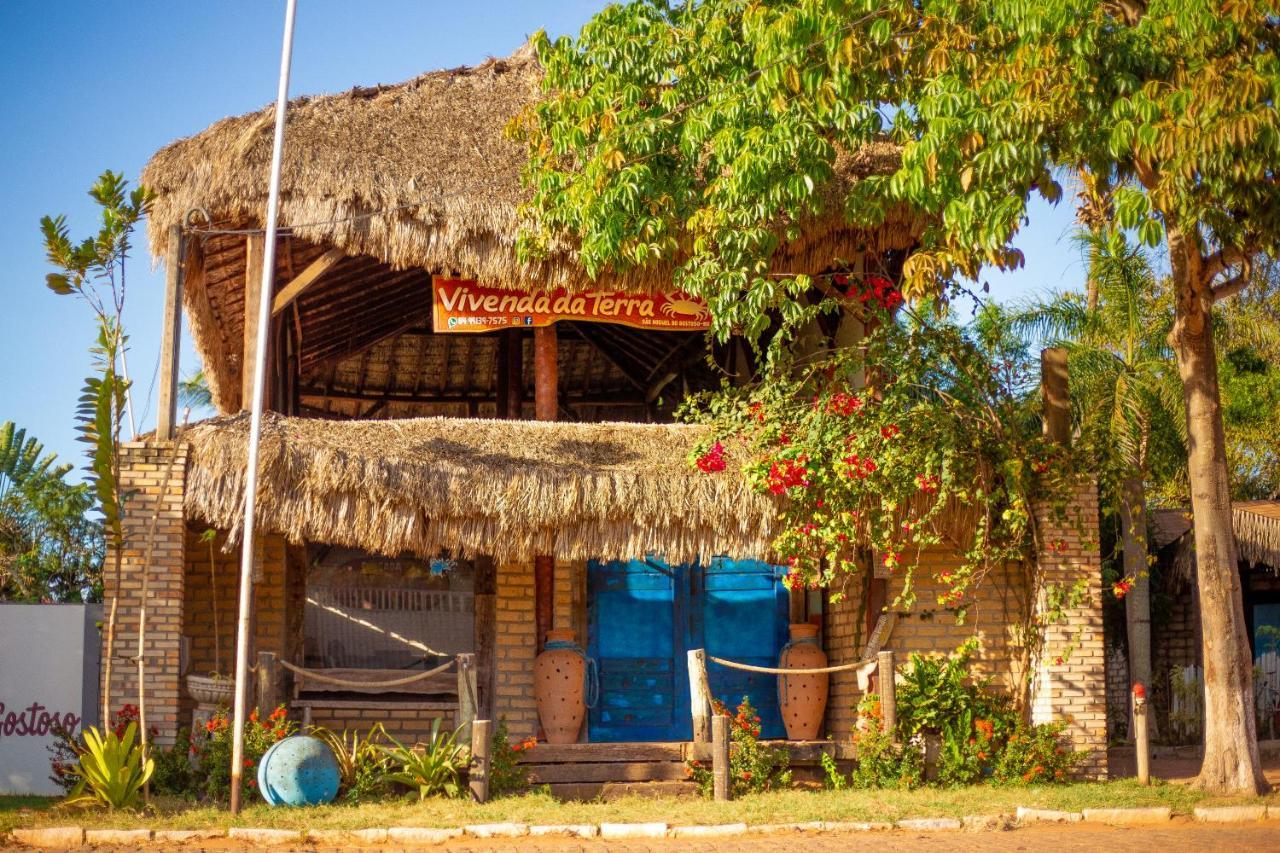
[825,549,1030,739]
[303,705,456,744]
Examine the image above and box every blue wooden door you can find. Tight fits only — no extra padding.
[588,558,689,741]
[694,557,790,740]
[588,557,788,742]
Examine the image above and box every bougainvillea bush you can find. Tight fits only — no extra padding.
[685,295,1081,621]
[190,705,295,803]
[687,696,791,797]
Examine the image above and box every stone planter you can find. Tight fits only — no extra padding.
[186,674,233,706]
[534,630,591,744]
[777,623,828,740]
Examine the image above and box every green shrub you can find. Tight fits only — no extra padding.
[382,718,468,800]
[991,720,1085,784]
[63,722,153,810]
[150,729,194,797]
[488,719,534,798]
[313,723,392,803]
[848,694,923,789]
[687,696,791,797]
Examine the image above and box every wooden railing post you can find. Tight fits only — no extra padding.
[688,648,711,744]
[469,718,492,803]
[256,651,280,714]
[456,653,477,741]
[156,224,185,441]
[877,649,896,738]
[712,714,731,801]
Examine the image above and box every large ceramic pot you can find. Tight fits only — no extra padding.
[534,630,591,744]
[777,622,828,740]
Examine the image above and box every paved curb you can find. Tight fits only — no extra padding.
[464,822,528,838]
[1082,807,1171,825]
[822,820,893,832]
[1194,805,1268,823]
[226,827,302,845]
[962,814,1014,831]
[386,827,464,844]
[307,828,389,843]
[1016,806,1083,824]
[9,827,85,848]
[599,822,669,839]
[85,828,152,845]
[528,824,599,837]
[897,817,963,831]
[154,829,226,841]
[671,823,748,838]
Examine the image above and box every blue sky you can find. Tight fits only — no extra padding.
[0,1,1086,470]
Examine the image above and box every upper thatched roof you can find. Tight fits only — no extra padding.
[178,412,777,564]
[142,44,916,296]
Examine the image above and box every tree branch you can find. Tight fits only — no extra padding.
[1211,268,1250,302]
[1202,246,1246,284]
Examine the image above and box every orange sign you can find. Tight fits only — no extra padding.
[432,278,711,333]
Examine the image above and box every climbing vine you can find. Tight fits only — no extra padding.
[683,289,1083,631]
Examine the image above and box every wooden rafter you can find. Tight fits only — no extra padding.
[271,248,345,316]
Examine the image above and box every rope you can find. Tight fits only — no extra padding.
[707,654,877,676]
[279,657,454,689]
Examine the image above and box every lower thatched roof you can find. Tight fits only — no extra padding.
[179,413,777,564]
[1153,501,1280,585]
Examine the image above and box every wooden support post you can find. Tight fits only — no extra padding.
[156,225,185,440]
[473,557,497,719]
[456,653,477,741]
[688,648,712,744]
[256,651,280,714]
[1041,347,1070,445]
[533,325,557,651]
[877,649,896,737]
[242,234,266,411]
[469,718,492,803]
[712,714,731,801]
[1133,684,1150,785]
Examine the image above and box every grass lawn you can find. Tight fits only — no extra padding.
[3,780,1277,834]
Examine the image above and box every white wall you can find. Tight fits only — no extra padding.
[0,604,101,796]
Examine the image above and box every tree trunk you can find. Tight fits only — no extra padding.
[1168,226,1266,794]
[1118,474,1152,738]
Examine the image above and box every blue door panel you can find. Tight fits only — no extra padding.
[588,556,787,742]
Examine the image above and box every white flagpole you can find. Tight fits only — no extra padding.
[229,0,298,815]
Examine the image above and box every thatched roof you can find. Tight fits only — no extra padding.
[179,412,778,564]
[142,45,919,412]
[1154,501,1280,586]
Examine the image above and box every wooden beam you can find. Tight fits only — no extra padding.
[241,235,266,411]
[296,386,647,407]
[271,248,345,316]
[506,330,524,418]
[534,325,558,422]
[155,225,185,440]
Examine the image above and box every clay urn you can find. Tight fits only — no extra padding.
[778,622,828,740]
[534,629,589,744]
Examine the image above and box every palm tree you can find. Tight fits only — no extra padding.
[1017,230,1184,733]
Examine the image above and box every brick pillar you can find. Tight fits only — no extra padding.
[1030,479,1108,778]
[102,441,188,746]
[493,560,539,738]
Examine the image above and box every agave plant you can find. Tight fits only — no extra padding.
[313,722,392,802]
[64,721,154,810]
[382,718,467,800]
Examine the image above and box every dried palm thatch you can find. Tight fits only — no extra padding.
[1233,500,1280,571]
[180,412,778,564]
[1159,500,1280,587]
[142,45,920,410]
[143,44,916,290]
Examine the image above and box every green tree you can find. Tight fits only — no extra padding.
[1018,231,1184,734]
[515,0,1279,792]
[0,422,103,601]
[42,171,152,728]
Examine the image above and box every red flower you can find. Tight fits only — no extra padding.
[748,401,766,424]
[766,459,810,494]
[916,473,941,494]
[696,441,727,473]
[1112,578,1133,599]
[880,424,900,440]
[827,391,863,417]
